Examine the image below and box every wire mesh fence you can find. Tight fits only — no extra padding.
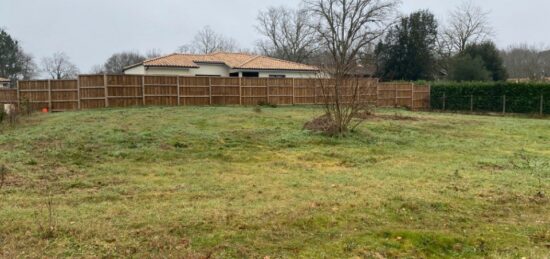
[431,93,547,115]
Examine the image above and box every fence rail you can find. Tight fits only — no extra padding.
[0,75,430,112]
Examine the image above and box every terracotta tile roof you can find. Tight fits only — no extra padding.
[135,52,318,71]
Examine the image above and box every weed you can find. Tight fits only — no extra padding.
[0,165,6,189]
[512,149,549,198]
[33,191,57,239]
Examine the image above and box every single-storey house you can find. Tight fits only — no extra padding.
[0,77,10,88]
[124,52,320,78]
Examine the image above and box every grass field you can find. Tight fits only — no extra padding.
[0,106,549,258]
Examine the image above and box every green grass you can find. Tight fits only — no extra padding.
[0,106,549,258]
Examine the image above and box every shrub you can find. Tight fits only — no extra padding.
[431,82,550,114]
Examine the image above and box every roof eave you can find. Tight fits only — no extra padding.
[234,67,320,72]
[146,65,199,69]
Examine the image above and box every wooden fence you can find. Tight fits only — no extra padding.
[0,75,430,112]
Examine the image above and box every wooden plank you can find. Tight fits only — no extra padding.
[77,76,81,110]
[142,76,145,106]
[541,94,544,116]
[411,83,414,109]
[176,76,181,106]
[239,77,242,105]
[144,94,179,97]
[104,74,109,107]
[48,80,52,112]
[18,90,49,92]
[292,78,295,105]
[16,81,20,109]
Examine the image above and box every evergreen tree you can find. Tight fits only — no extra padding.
[375,10,438,81]
[0,29,22,81]
[462,41,508,81]
[448,55,491,81]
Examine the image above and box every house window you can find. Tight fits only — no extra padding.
[242,72,259,77]
[229,72,239,77]
[269,75,286,78]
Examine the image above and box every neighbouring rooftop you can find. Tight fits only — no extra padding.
[126,52,319,71]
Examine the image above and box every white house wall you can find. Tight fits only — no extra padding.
[124,65,319,78]
[124,66,146,75]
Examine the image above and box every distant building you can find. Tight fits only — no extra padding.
[124,52,320,78]
[0,77,10,88]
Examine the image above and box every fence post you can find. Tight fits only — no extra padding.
[47,80,52,112]
[77,76,81,110]
[470,94,474,112]
[176,76,181,106]
[141,75,145,106]
[428,84,431,110]
[16,80,20,110]
[104,74,109,108]
[208,77,212,105]
[540,94,544,116]
[314,82,317,105]
[410,83,414,110]
[502,95,506,114]
[394,84,398,107]
[376,81,380,107]
[292,78,295,105]
[442,92,446,111]
[239,77,242,105]
[266,78,270,104]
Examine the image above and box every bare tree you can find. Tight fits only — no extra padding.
[175,44,195,54]
[256,6,318,63]
[103,51,146,74]
[17,50,38,80]
[41,52,79,80]
[304,0,399,136]
[444,1,493,52]
[501,44,550,80]
[145,49,163,59]
[89,64,105,74]
[178,26,238,54]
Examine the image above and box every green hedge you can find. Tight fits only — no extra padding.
[430,82,550,114]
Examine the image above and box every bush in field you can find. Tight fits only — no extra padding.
[512,150,549,198]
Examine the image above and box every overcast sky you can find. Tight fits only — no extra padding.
[1,0,549,74]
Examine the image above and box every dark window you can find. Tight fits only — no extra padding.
[242,72,259,77]
[229,72,239,77]
[269,75,286,78]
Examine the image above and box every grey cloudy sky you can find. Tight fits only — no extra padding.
[1,0,548,74]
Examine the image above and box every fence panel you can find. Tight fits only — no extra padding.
[18,80,49,111]
[79,75,106,109]
[144,76,178,106]
[241,78,268,105]
[413,85,430,110]
[210,78,240,105]
[180,77,210,105]
[13,75,430,111]
[268,78,293,105]
[294,79,317,105]
[106,75,143,108]
[0,88,17,104]
[50,80,78,111]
